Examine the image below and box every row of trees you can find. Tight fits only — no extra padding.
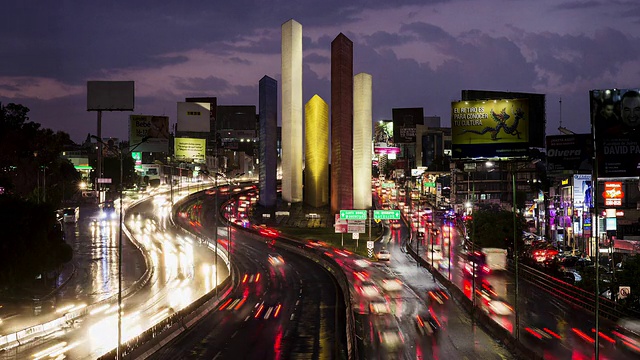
[0,103,75,291]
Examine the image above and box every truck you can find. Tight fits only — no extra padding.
[481,248,508,271]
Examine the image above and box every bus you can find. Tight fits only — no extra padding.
[63,207,80,223]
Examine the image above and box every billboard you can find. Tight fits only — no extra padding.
[392,108,423,143]
[177,102,211,132]
[591,88,640,177]
[451,99,529,159]
[175,137,206,163]
[374,120,400,155]
[128,115,170,153]
[461,90,545,147]
[573,174,592,211]
[87,81,134,111]
[602,181,624,207]
[546,134,593,176]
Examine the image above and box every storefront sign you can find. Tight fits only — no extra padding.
[603,182,624,206]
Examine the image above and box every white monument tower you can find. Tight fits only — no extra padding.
[353,72,373,209]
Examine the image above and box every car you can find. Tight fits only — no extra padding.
[377,326,405,350]
[390,220,402,229]
[427,288,450,306]
[267,253,284,266]
[369,298,392,315]
[358,281,382,298]
[613,318,640,354]
[380,278,403,292]
[562,269,582,284]
[415,311,441,336]
[376,249,391,261]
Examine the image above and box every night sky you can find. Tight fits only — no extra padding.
[1,1,639,143]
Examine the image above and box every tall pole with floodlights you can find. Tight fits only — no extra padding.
[92,135,148,360]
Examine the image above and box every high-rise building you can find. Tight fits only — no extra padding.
[353,73,372,209]
[281,19,303,203]
[331,33,354,214]
[304,95,329,207]
[259,76,278,208]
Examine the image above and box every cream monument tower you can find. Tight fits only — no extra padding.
[281,19,303,202]
[353,73,373,209]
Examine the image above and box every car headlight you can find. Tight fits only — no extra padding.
[99,211,107,219]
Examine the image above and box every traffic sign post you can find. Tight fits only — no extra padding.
[373,209,400,220]
[340,209,368,220]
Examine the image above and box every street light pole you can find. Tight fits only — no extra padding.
[92,135,147,360]
[512,169,520,341]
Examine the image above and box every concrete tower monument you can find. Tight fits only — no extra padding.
[353,73,373,209]
[281,19,303,203]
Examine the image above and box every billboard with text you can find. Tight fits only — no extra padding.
[392,108,423,143]
[451,99,529,159]
[590,88,640,177]
[546,134,592,177]
[174,137,206,163]
[128,115,170,153]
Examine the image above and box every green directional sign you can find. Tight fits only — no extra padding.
[423,182,436,188]
[381,182,395,189]
[373,210,401,220]
[340,209,368,220]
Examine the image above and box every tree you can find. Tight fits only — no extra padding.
[468,204,526,251]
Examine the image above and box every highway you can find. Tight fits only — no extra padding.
[150,188,347,359]
[0,186,228,359]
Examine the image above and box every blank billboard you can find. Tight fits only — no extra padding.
[87,81,134,111]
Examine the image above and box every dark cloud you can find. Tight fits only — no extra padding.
[363,31,416,48]
[173,76,232,92]
[304,53,330,64]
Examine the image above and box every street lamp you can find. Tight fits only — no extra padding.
[91,135,148,360]
[511,159,540,341]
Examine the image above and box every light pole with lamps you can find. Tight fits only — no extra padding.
[92,136,149,360]
[511,159,540,341]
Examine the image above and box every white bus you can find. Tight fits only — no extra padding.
[63,207,80,223]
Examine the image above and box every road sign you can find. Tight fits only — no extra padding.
[367,241,375,249]
[335,214,348,233]
[340,210,367,220]
[97,178,112,184]
[619,286,631,299]
[381,182,395,189]
[347,224,366,233]
[352,233,359,239]
[373,210,400,220]
[424,182,435,188]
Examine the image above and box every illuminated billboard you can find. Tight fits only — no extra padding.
[573,174,592,211]
[451,99,529,159]
[590,88,640,177]
[174,138,206,163]
[128,115,170,153]
[602,181,624,207]
[374,120,400,155]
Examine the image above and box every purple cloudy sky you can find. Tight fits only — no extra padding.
[1,1,639,143]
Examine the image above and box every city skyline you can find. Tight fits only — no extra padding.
[1,2,639,143]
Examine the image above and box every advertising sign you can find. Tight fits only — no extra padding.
[591,88,640,177]
[174,137,206,163]
[334,214,348,233]
[129,115,170,153]
[177,102,211,132]
[393,108,423,143]
[546,134,593,176]
[451,99,529,159]
[603,182,624,207]
[573,174,593,211]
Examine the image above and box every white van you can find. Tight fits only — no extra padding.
[63,207,80,223]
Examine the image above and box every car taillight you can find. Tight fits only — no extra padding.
[482,265,491,274]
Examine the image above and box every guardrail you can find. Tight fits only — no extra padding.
[510,261,640,321]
